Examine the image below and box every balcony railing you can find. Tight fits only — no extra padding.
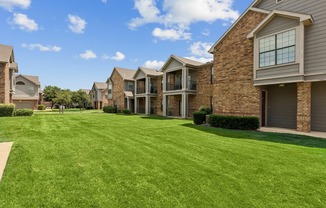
[167,83,182,91]
[137,87,145,94]
[189,81,196,90]
[150,86,158,94]
[138,106,145,114]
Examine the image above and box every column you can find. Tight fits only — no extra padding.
[127,97,130,110]
[182,67,188,90]
[163,95,167,116]
[145,96,150,115]
[146,77,150,94]
[163,73,167,91]
[297,82,311,132]
[181,93,188,118]
[134,97,138,113]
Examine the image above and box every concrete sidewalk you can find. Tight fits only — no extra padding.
[0,142,13,181]
[259,127,326,139]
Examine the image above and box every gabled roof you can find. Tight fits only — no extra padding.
[107,67,136,82]
[94,82,107,90]
[16,74,40,86]
[247,10,314,38]
[160,55,204,72]
[133,67,163,79]
[0,44,14,63]
[208,0,270,53]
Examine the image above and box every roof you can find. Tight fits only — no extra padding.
[16,74,40,86]
[160,55,204,72]
[94,82,107,90]
[133,67,163,79]
[0,44,14,63]
[124,91,134,98]
[208,0,270,53]
[114,67,136,80]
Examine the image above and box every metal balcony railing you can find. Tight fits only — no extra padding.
[150,86,158,94]
[167,83,182,91]
[137,87,145,94]
[189,81,196,90]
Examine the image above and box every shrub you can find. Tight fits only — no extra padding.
[103,106,115,113]
[14,109,34,117]
[199,106,212,115]
[0,103,15,117]
[38,104,46,110]
[208,115,259,130]
[122,109,132,115]
[193,111,206,125]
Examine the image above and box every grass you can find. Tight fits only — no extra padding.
[0,111,325,207]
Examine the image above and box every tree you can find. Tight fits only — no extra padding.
[72,90,91,110]
[53,90,72,107]
[43,85,61,108]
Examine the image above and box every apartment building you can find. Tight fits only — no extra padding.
[0,44,18,104]
[209,0,326,132]
[90,82,107,109]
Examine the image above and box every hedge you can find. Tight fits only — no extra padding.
[208,115,259,130]
[38,104,46,110]
[0,103,15,117]
[193,111,206,125]
[14,109,34,117]
[199,106,212,115]
[122,109,132,115]
[103,106,116,113]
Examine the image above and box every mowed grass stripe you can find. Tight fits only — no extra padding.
[0,112,325,207]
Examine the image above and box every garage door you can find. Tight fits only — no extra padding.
[14,101,34,109]
[311,82,326,132]
[267,83,297,129]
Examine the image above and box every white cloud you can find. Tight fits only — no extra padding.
[186,41,213,63]
[22,43,61,52]
[202,29,210,36]
[9,13,38,32]
[0,0,31,11]
[143,60,165,69]
[80,50,97,60]
[68,14,87,34]
[129,0,239,40]
[111,52,125,61]
[101,0,107,3]
[152,28,191,41]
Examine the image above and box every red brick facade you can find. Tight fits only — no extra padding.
[0,63,11,104]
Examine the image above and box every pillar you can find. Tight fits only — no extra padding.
[297,82,311,132]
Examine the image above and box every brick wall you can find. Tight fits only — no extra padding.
[111,70,126,111]
[167,95,181,117]
[0,63,10,104]
[195,63,213,112]
[154,77,163,115]
[297,82,311,132]
[212,11,267,117]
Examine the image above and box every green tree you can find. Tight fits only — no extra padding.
[72,90,91,110]
[43,85,61,108]
[53,90,72,107]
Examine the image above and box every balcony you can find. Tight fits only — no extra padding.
[137,87,145,94]
[150,86,158,94]
[167,83,182,91]
[189,81,196,90]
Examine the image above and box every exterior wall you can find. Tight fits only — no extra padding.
[213,11,267,117]
[14,100,38,110]
[153,77,163,115]
[102,89,108,107]
[311,81,326,132]
[256,16,299,38]
[110,70,125,110]
[195,64,213,111]
[297,82,311,132]
[167,95,181,117]
[256,0,326,78]
[0,63,10,104]
[13,76,39,100]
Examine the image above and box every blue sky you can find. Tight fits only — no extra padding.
[0,0,253,90]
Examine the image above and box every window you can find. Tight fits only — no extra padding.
[16,81,25,85]
[259,29,295,68]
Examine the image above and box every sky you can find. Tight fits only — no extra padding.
[0,0,253,91]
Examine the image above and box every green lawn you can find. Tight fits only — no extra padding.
[0,112,325,207]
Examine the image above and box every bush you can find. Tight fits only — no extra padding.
[14,109,34,116]
[122,109,132,115]
[208,115,259,130]
[0,103,15,117]
[193,111,207,125]
[38,104,46,110]
[199,106,212,115]
[103,106,115,113]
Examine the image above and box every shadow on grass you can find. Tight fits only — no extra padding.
[140,115,174,120]
[181,123,326,149]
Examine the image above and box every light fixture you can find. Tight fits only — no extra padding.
[279,84,285,87]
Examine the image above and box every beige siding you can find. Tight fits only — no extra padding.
[257,16,299,38]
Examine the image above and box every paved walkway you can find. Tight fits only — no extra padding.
[0,142,13,181]
[259,127,326,139]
